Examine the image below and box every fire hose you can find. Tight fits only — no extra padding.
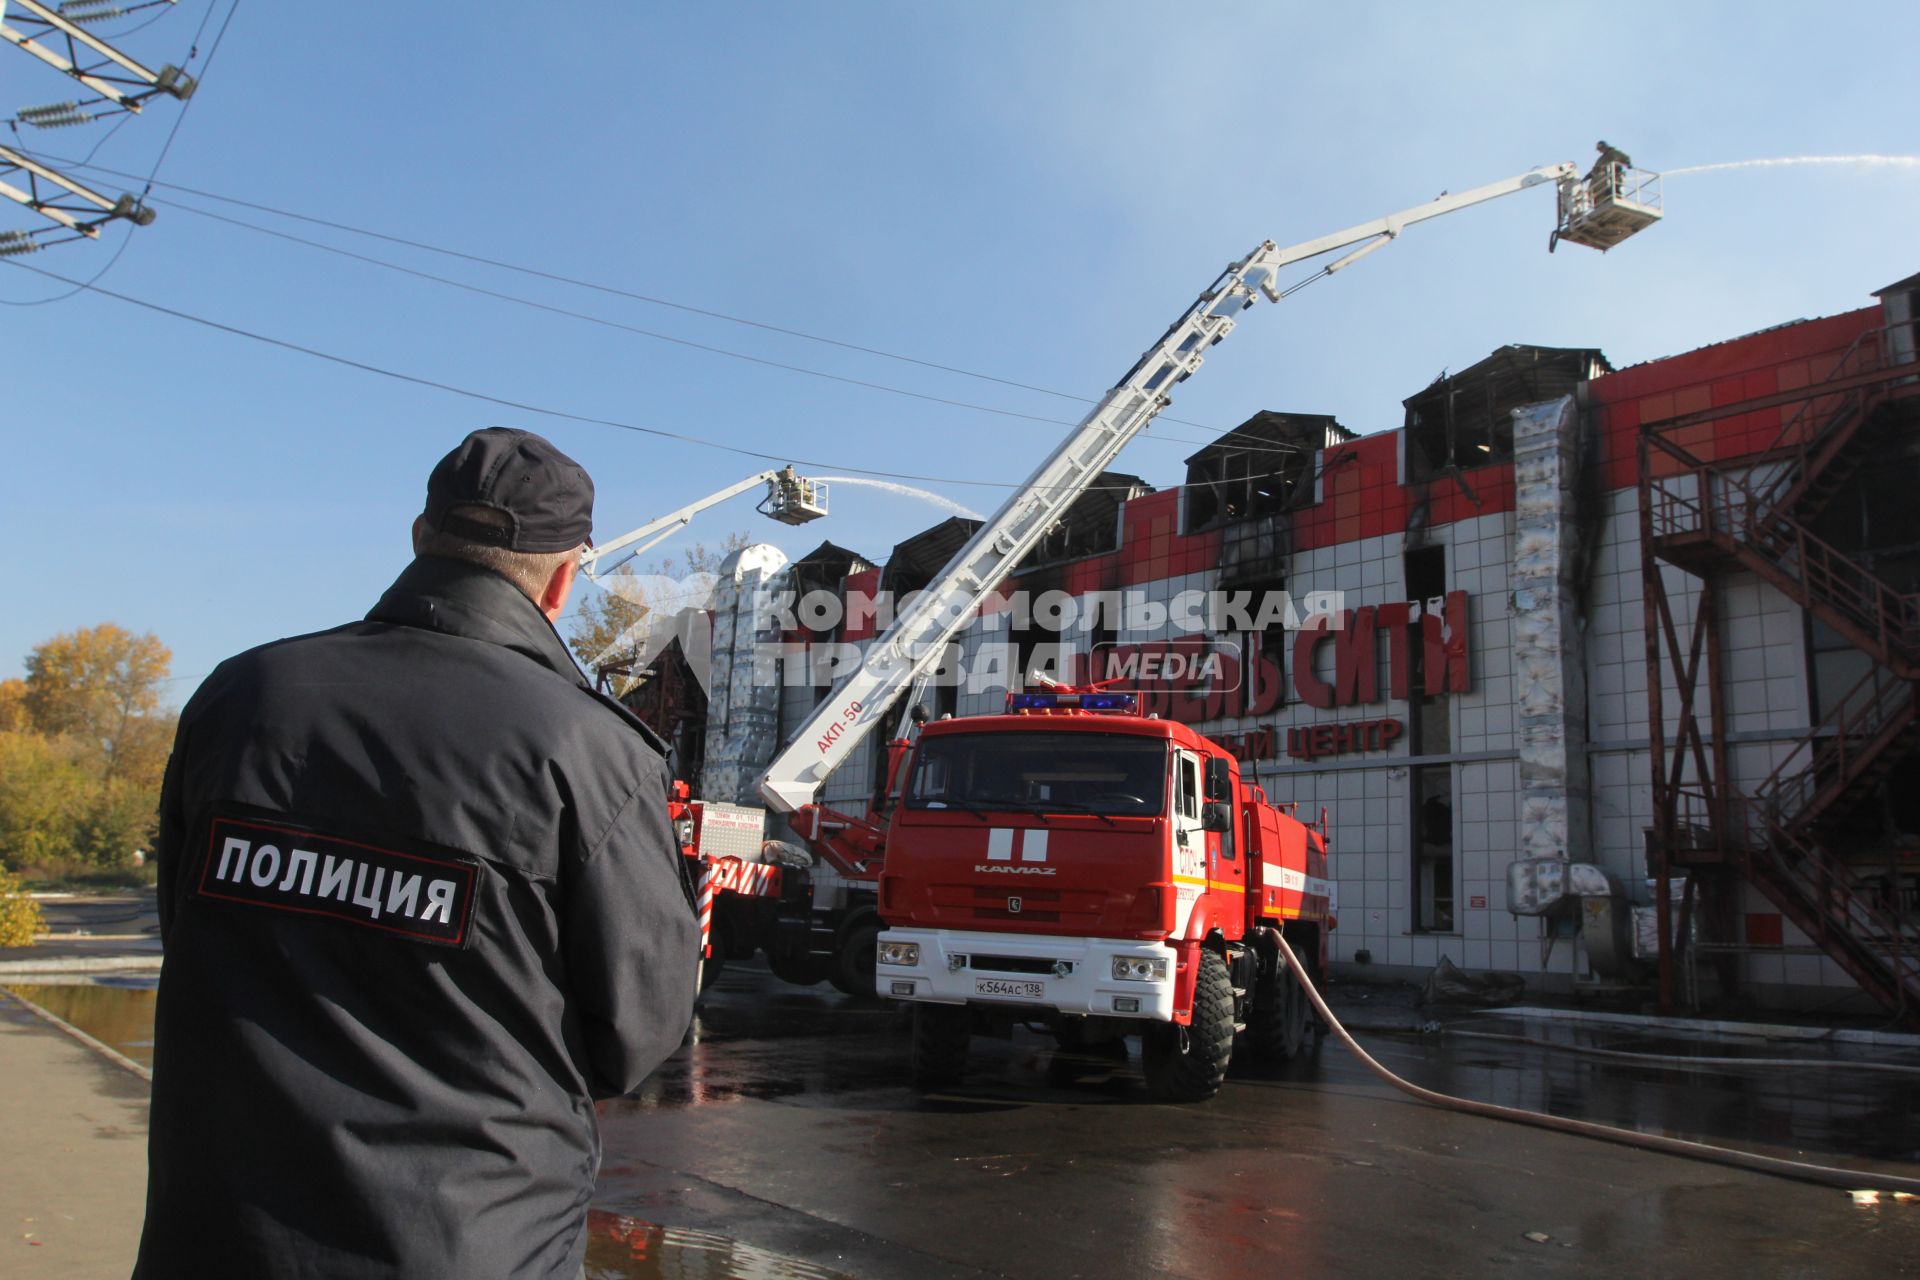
[1271,932,1920,1195]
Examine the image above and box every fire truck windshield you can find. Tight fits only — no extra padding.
[905,732,1167,817]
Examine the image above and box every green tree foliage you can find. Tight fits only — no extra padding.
[0,624,177,876]
[0,678,26,732]
[0,865,42,947]
[567,535,751,696]
[0,732,89,868]
[24,623,174,787]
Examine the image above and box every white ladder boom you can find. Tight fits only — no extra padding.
[758,160,1601,813]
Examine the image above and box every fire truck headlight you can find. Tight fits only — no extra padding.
[1111,956,1168,982]
[877,941,921,967]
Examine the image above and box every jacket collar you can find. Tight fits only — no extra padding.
[367,556,589,689]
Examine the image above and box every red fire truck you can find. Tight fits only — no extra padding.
[752,150,1655,1013]
[664,783,793,990]
[871,684,1333,1101]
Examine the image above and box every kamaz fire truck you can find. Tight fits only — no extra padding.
[736,151,1659,1028]
[875,683,1334,1100]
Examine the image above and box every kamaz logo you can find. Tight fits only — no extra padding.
[1007,896,1023,913]
[974,864,1057,876]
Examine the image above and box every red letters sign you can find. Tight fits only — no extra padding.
[1285,719,1403,760]
[1215,726,1278,761]
[1068,590,1471,732]
[1294,591,1470,710]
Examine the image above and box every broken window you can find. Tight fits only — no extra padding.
[1412,765,1456,933]
[1024,472,1152,568]
[1404,346,1609,483]
[1183,412,1354,531]
[1405,546,1450,755]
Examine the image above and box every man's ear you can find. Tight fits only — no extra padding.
[538,557,578,623]
[411,515,430,555]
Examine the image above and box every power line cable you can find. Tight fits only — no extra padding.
[0,221,139,306]
[53,177,1316,458]
[64,168,1136,405]
[159,198,1087,429]
[0,256,1164,491]
[31,162,1328,455]
[133,0,236,207]
[4,12,1344,458]
[89,0,180,41]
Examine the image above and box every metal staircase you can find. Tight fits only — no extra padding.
[1754,324,1918,522]
[1751,665,1920,835]
[1650,462,1920,676]
[1669,787,1920,1016]
[1642,316,1920,1026]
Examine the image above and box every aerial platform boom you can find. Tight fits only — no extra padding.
[759,156,1657,813]
[582,466,825,582]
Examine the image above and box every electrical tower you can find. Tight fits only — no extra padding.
[0,0,198,256]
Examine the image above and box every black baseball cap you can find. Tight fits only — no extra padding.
[423,427,595,552]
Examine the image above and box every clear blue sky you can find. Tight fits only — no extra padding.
[3,2,1915,698]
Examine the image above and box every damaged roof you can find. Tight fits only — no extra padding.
[787,540,876,580]
[881,516,983,594]
[1182,411,1358,467]
[1404,344,1613,410]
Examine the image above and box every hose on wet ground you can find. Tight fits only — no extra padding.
[1436,1027,1920,1076]
[1272,932,1920,1195]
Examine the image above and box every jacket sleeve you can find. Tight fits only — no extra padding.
[154,715,192,946]
[564,766,699,1099]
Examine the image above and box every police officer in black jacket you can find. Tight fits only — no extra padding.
[134,427,698,1279]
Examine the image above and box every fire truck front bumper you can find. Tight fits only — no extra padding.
[876,927,1177,1020]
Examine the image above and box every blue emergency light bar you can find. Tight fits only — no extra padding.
[1007,691,1138,712]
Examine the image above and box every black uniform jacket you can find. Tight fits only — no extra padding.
[134,556,698,1280]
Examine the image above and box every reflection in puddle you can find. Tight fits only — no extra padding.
[4,981,158,1068]
[586,1210,851,1280]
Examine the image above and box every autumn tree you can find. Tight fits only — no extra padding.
[567,534,751,695]
[24,623,174,788]
[0,624,178,875]
[0,865,40,947]
[0,678,26,733]
[0,731,89,868]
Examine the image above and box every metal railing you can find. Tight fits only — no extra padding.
[1751,664,1917,828]
[1646,316,1920,1024]
[1564,164,1663,219]
[1671,786,1920,1001]
[1749,321,1914,513]
[1648,459,1920,665]
[1756,823,1919,984]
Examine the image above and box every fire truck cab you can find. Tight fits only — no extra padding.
[875,687,1333,1101]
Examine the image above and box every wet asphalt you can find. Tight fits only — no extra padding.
[11,896,1919,1278]
[594,960,1920,1280]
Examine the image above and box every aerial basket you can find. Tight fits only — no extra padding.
[1553,164,1662,252]
[761,465,829,525]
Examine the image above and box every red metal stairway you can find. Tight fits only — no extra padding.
[1643,317,1920,1027]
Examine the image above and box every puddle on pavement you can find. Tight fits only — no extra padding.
[586,1210,852,1280]
[4,979,157,1068]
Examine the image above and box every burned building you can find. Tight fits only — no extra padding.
[616,272,1920,1023]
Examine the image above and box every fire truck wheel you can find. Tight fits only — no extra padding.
[1248,942,1309,1063]
[766,945,830,988]
[829,920,881,999]
[1142,950,1234,1103]
[910,1004,970,1090]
